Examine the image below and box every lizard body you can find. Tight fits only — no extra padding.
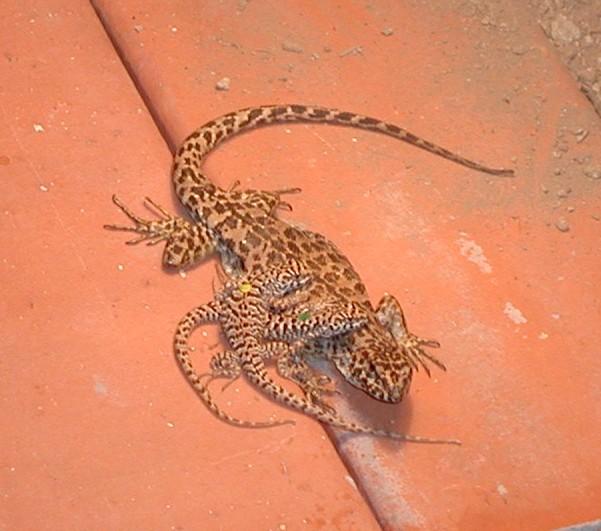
[107,104,512,403]
[174,258,460,444]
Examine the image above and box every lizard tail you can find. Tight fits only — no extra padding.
[242,360,461,445]
[173,103,514,212]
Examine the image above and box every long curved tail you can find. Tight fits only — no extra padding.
[173,103,514,210]
[241,358,461,445]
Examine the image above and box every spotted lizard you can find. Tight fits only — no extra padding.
[106,104,514,405]
[174,257,460,444]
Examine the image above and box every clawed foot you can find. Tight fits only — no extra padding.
[300,374,340,416]
[228,179,302,213]
[199,351,242,393]
[399,334,445,377]
[209,351,242,380]
[105,195,216,267]
[104,194,180,246]
[375,293,446,377]
[271,187,302,212]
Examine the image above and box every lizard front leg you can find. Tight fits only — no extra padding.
[375,293,445,376]
[104,195,216,268]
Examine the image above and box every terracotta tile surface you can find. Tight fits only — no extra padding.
[2,0,601,529]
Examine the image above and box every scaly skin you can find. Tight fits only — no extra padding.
[174,259,460,444]
[106,104,513,403]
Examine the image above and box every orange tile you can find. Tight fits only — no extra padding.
[0,1,379,530]
[3,0,601,529]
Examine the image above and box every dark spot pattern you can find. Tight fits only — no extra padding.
[359,117,378,126]
[335,112,354,121]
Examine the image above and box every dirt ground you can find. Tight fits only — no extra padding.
[534,0,601,118]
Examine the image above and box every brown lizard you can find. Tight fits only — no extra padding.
[106,104,513,404]
[175,257,460,444]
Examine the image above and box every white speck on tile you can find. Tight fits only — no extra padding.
[179,270,187,279]
[215,77,230,91]
[93,375,108,396]
[39,184,49,192]
[344,475,358,490]
[166,421,175,428]
[117,264,124,271]
[551,313,561,320]
[538,332,549,339]
[504,302,527,324]
[457,237,492,274]
[33,123,45,132]
[497,483,508,496]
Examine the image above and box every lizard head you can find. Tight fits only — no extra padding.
[331,338,414,403]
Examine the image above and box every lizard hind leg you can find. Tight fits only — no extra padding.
[275,350,340,416]
[174,304,294,429]
[104,195,217,268]
[375,293,445,377]
[207,350,243,392]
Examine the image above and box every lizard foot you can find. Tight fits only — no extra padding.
[399,334,445,377]
[228,180,302,213]
[104,195,182,244]
[298,374,340,416]
[104,195,215,267]
[276,353,339,415]
[375,293,445,377]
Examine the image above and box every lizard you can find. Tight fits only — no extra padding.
[105,104,514,404]
[174,257,461,444]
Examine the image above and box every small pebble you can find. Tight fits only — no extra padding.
[339,46,363,57]
[554,218,570,232]
[381,27,394,36]
[215,77,231,91]
[282,40,303,53]
[556,188,571,198]
[584,167,601,180]
[574,128,589,143]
